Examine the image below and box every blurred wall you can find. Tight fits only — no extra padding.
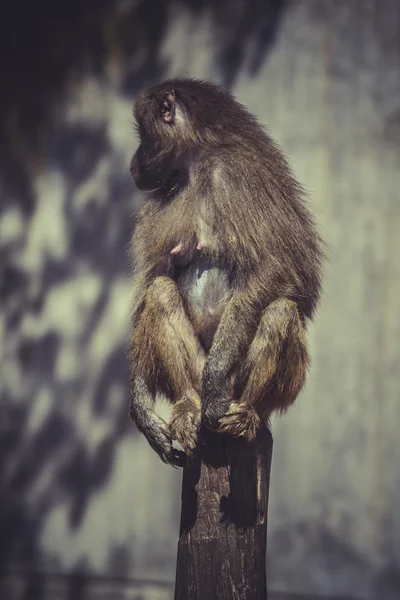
[1,1,399,599]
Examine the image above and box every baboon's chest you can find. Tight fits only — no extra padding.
[177,215,230,318]
[178,260,229,314]
[177,257,230,350]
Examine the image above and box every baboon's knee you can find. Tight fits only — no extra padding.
[146,276,181,312]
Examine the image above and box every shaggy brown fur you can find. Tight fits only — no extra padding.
[129,78,324,466]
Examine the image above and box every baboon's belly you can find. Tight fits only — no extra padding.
[177,259,230,348]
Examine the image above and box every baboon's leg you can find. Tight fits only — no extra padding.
[218,298,309,441]
[130,276,205,459]
[130,374,184,466]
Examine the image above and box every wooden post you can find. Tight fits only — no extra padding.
[174,428,273,600]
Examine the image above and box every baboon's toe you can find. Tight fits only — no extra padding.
[218,402,260,441]
[169,406,201,455]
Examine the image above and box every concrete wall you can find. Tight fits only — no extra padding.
[1,1,399,598]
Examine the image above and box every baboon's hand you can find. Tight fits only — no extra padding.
[143,417,186,467]
[202,403,227,431]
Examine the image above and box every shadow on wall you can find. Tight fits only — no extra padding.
[0,0,286,592]
[0,0,286,217]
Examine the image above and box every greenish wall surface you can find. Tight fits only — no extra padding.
[1,1,399,599]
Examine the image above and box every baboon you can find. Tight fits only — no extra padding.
[129,79,324,466]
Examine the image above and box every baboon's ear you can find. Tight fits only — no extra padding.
[161,90,175,124]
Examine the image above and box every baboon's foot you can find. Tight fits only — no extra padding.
[218,402,261,441]
[169,393,201,455]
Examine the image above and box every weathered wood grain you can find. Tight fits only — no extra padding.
[175,429,273,600]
